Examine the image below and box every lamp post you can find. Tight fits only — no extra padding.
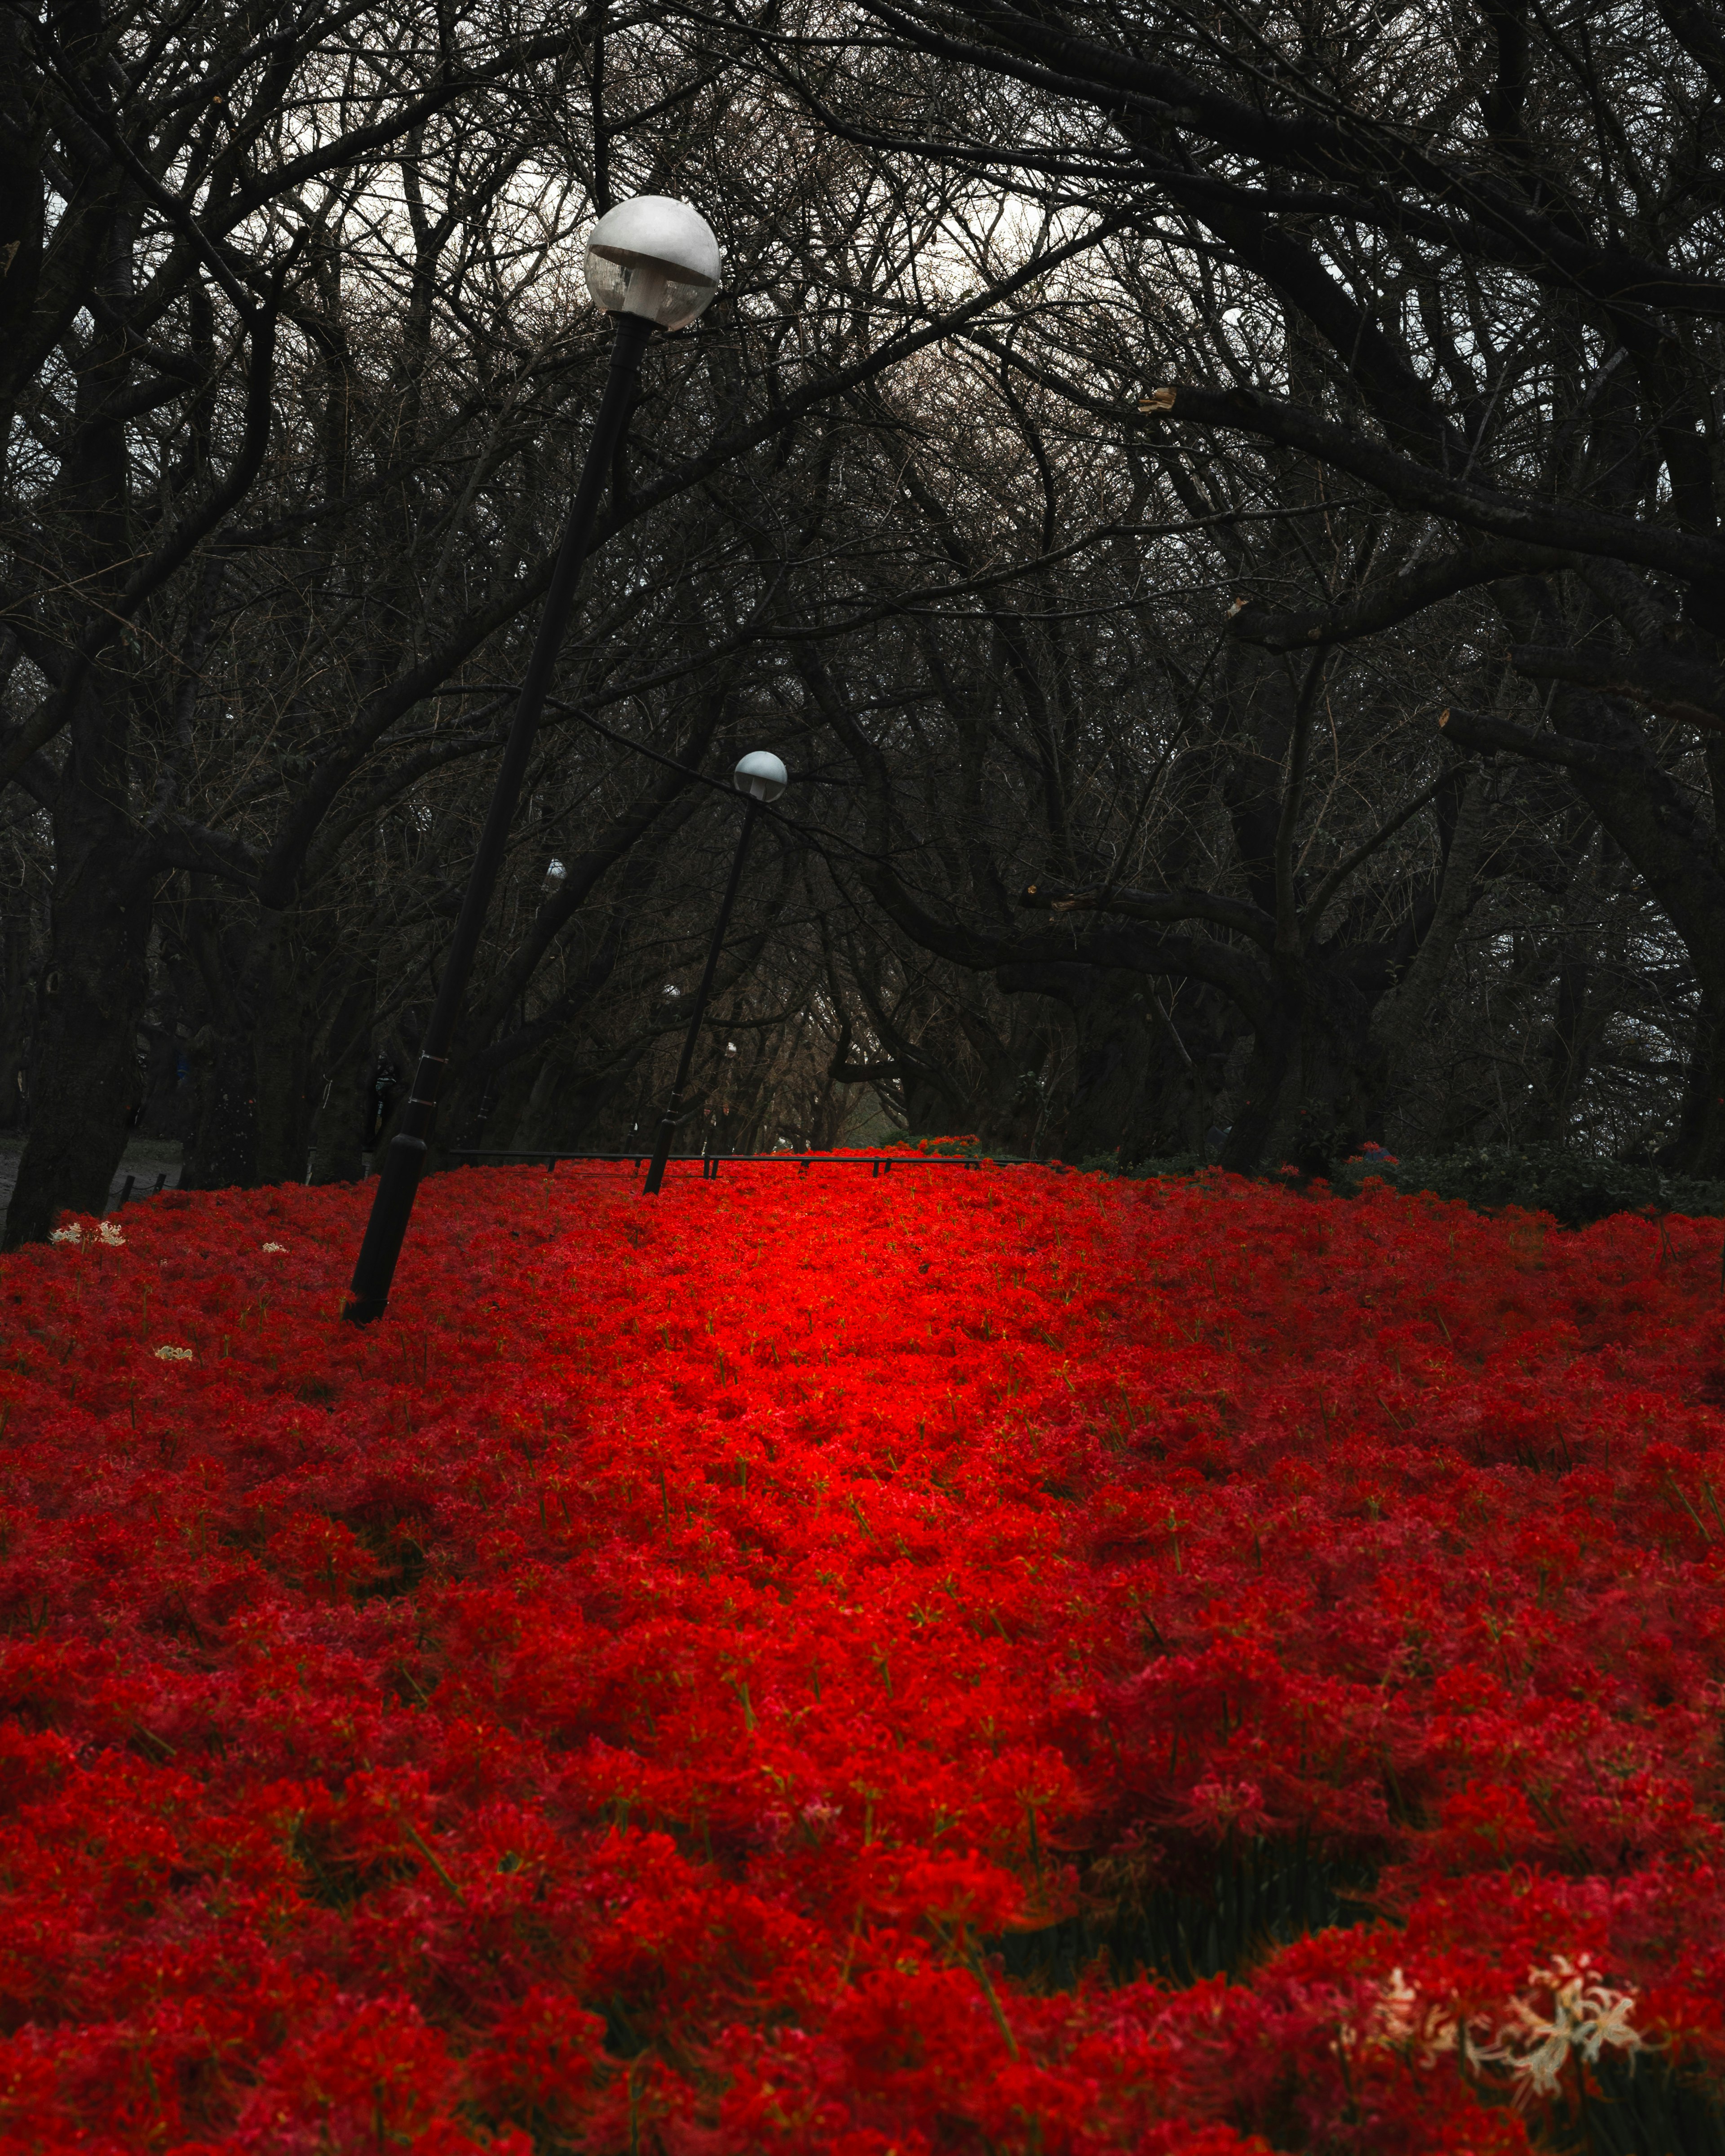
[344,196,721,1324]
[642,751,787,1195]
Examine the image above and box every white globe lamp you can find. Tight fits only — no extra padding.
[734,750,788,803]
[584,196,721,331]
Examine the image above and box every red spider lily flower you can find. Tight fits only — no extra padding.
[0,1162,1720,2146]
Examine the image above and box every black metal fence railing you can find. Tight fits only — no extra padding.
[445,1148,1066,1179]
[108,1170,177,1213]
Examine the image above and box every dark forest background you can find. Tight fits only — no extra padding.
[4,0,1723,1241]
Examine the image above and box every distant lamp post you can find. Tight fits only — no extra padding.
[642,752,787,1196]
[344,196,720,1324]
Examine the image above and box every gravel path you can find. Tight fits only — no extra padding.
[0,1147,185,1236]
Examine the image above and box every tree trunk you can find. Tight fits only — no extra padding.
[248,913,315,1185]
[540,1043,652,1152]
[181,1021,260,1190]
[1369,767,1492,1150]
[971,996,1061,1157]
[165,879,254,1191]
[1062,973,1154,1162]
[2,219,156,1248]
[1663,999,1725,1176]
[306,972,377,1184]
[471,1040,548,1151]
[1000,964,1192,1163]
[1257,966,1384,1177]
[0,915,33,1132]
[1486,577,1725,1172]
[1220,1018,1294,1173]
[2,770,153,1244]
[1216,952,1388,1179]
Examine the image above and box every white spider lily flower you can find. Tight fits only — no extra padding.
[1495,1957,1646,2099]
[261,1242,287,1253]
[1343,1967,1467,2071]
[1347,1953,1647,2100]
[153,1345,194,1362]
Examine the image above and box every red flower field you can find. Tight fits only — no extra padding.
[1,1160,1724,2154]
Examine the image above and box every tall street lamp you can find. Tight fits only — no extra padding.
[344,195,721,1324]
[642,751,787,1195]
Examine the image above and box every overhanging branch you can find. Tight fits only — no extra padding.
[1141,384,1725,590]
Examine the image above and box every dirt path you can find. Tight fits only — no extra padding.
[0,1146,185,1235]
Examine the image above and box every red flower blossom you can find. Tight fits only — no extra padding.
[0,1161,1719,2147]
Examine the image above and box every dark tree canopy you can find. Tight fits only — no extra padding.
[2,0,1721,1235]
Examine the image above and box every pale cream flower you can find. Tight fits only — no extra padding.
[153,1345,194,1362]
[1347,1953,1647,2102]
[1343,1967,1467,2071]
[1491,1956,1646,2100]
[261,1242,287,1254]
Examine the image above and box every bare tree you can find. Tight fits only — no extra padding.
[734,0,1725,1169]
[1,0,1119,1237]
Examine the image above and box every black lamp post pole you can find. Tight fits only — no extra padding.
[642,795,761,1195]
[344,309,655,1323]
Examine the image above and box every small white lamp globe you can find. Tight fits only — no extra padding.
[734,751,788,802]
[583,196,721,331]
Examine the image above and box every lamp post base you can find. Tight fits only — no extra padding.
[343,1132,428,1325]
[641,1109,684,1195]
